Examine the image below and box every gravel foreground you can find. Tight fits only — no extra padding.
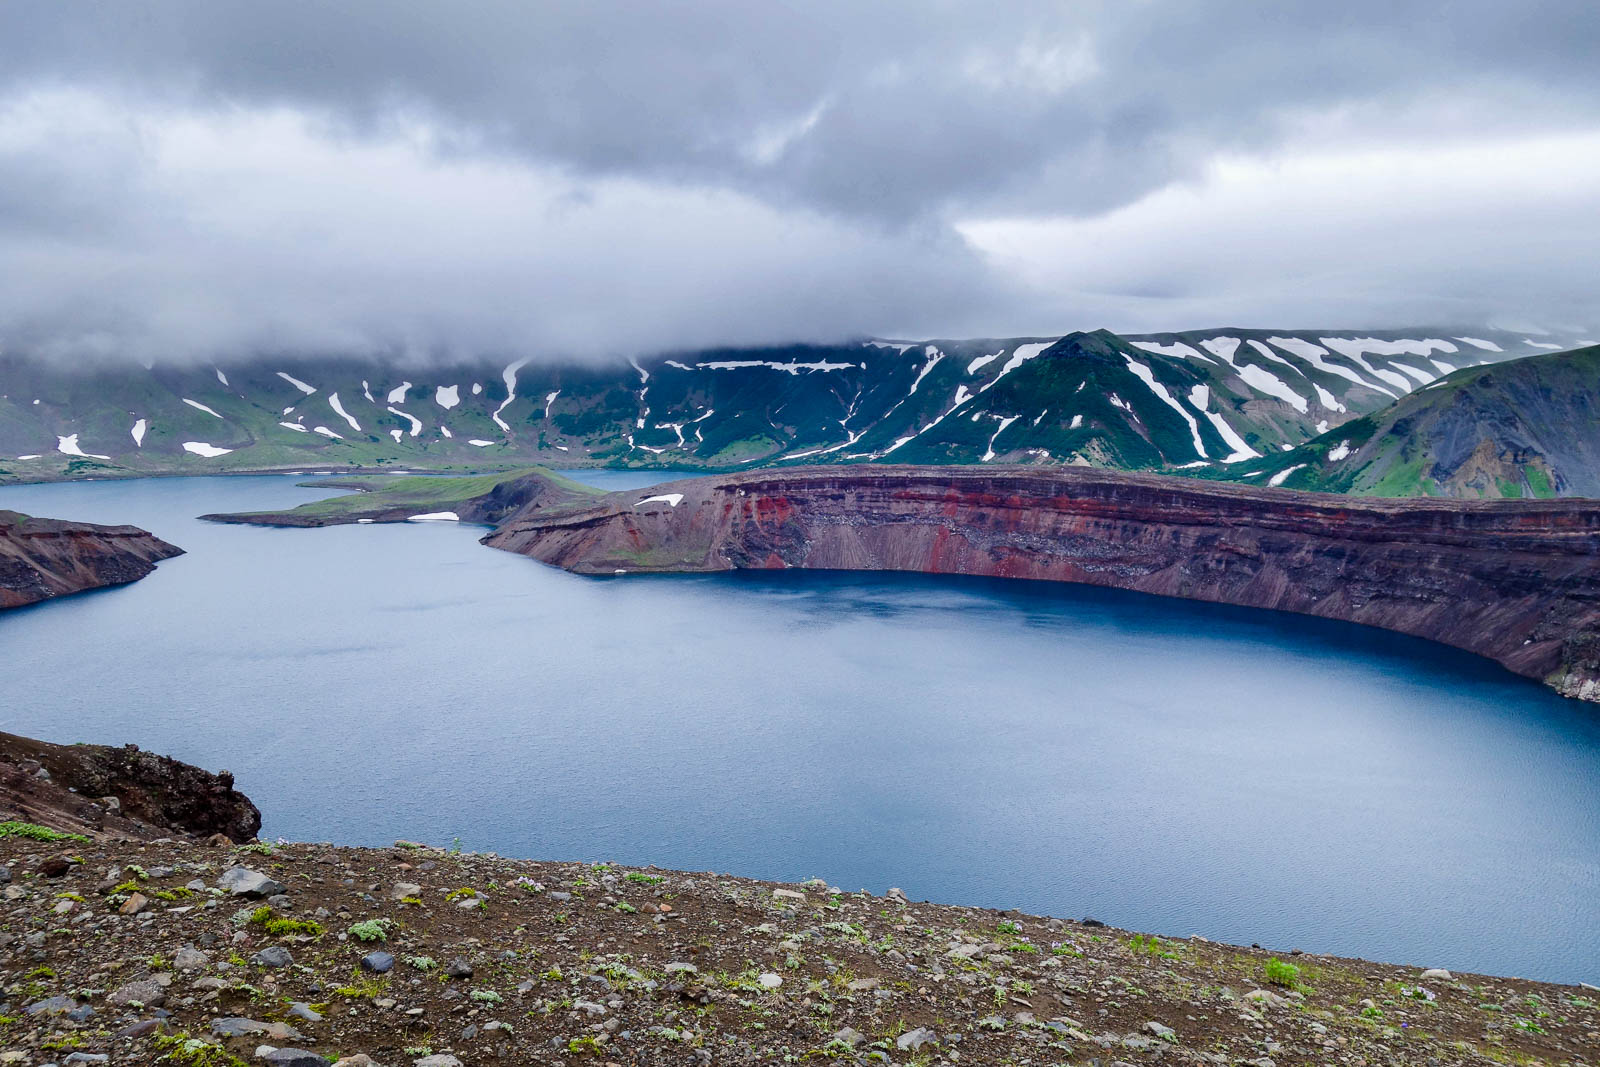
[1,836,1595,1067]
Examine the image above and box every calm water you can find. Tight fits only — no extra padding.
[2,474,1597,984]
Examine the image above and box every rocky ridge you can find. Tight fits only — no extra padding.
[0,512,182,611]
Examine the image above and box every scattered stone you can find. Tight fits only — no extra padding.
[119,891,149,915]
[331,1057,382,1067]
[758,972,783,989]
[885,886,909,904]
[444,956,473,978]
[362,950,395,973]
[252,945,294,968]
[107,977,168,1008]
[772,887,806,901]
[1243,989,1287,1007]
[25,995,76,1015]
[212,1018,306,1041]
[413,1056,463,1067]
[259,1050,329,1067]
[219,866,288,897]
[832,1026,867,1047]
[392,881,422,900]
[1145,1020,1176,1039]
[174,946,211,970]
[897,1027,937,1050]
[1420,967,1453,980]
[287,1001,325,1022]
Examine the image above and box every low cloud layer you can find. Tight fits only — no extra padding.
[1,1,1597,364]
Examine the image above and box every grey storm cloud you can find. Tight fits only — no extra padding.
[1,0,1598,363]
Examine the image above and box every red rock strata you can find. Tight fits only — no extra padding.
[0,510,182,611]
[486,466,1600,701]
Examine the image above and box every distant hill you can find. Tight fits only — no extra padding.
[0,326,1580,483]
[1212,344,1600,498]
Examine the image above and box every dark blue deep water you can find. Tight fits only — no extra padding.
[1,474,1596,984]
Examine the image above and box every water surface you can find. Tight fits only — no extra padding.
[1,474,1596,984]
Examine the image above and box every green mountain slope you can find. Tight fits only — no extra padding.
[0,327,1577,484]
[1208,344,1600,498]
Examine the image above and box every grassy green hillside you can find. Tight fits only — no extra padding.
[1203,344,1600,498]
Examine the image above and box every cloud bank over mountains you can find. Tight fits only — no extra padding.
[1,1,1597,364]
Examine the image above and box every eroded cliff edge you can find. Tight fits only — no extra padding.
[0,509,183,610]
[485,466,1600,701]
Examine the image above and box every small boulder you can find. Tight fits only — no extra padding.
[413,1057,464,1067]
[119,892,150,915]
[259,1050,328,1067]
[219,866,288,898]
[1420,968,1453,981]
[25,995,76,1016]
[392,882,422,900]
[174,947,211,971]
[361,951,395,974]
[897,1027,936,1050]
[832,1027,867,1047]
[443,957,473,978]
[252,945,294,968]
[107,977,168,1008]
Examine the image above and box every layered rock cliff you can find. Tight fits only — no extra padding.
[486,466,1600,701]
[0,510,182,610]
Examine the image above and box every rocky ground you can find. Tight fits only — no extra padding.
[1,832,1596,1067]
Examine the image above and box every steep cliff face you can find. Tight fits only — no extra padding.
[486,467,1600,701]
[0,510,183,610]
[0,731,261,842]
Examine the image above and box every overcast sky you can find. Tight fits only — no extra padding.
[2,1,1597,364]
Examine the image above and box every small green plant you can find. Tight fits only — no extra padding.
[568,1035,605,1054]
[469,989,504,1004]
[249,907,324,938]
[347,918,395,943]
[405,955,438,971]
[151,1031,248,1067]
[1263,958,1303,989]
[234,842,274,856]
[996,921,1022,936]
[624,872,664,885]
[444,886,480,902]
[614,901,638,914]
[0,820,89,843]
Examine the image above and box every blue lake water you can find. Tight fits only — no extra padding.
[1,473,1597,984]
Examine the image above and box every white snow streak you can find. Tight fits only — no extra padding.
[1268,464,1306,487]
[1186,385,1259,463]
[492,358,532,431]
[980,416,1020,462]
[1130,340,1205,360]
[966,350,1003,374]
[1327,441,1352,462]
[328,393,362,433]
[1124,359,1206,457]
[312,426,343,439]
[1455,337,1503,352]
[56,434,110,459]
[387,406,422,436]
[407,512,459,522]
[634,493,686,508]
[278,421,309,432]
[387,382,411,403]
[182,441,232,457]
[183,398,224,419]
[130,419,147,447]
[214,369,229,386]
[276,371,317,395]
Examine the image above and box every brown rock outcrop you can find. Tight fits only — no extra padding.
[0,510,182,610]
[0,731,261,842]
[486,466,1600,701]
